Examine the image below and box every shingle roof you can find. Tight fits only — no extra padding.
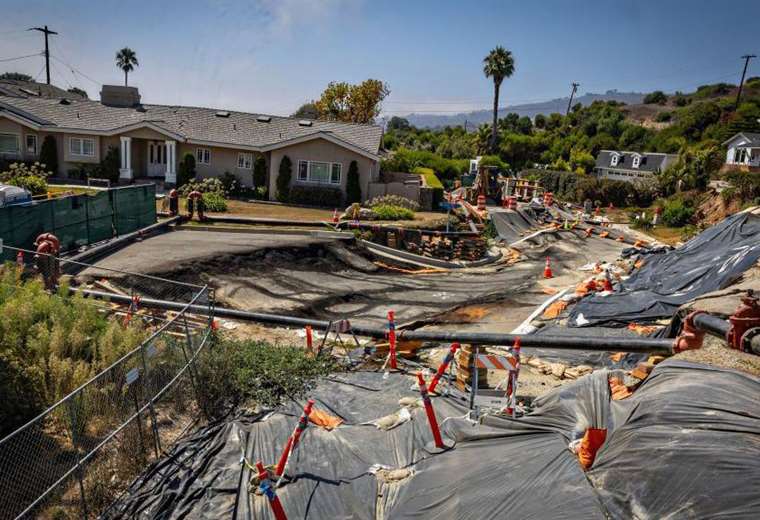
[0,80,86,100]
[595,150,677,172]
[0,94,383,156]
[722,132,760,147]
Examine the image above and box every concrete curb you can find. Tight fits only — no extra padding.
[174,224,352,240]
[203,215,327,227]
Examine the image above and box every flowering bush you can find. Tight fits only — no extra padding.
[0,161,52,195]
[178,177,226,197]
[367,194,419,211]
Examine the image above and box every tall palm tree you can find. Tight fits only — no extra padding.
[483,46,515,152]
[115,48,139,87]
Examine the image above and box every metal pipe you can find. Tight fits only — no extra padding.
[692,313,730,339]
[75,288,674,354]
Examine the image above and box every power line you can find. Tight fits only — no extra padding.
[0,52,42,63]
[50,55,102,87]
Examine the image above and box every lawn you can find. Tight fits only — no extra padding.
[45,185,98,197]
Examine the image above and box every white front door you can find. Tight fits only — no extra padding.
[147,141,166,177]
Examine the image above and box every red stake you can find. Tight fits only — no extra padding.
[387,310,398,370]
[305,325,313,354]
[275,399,315,478]
[256,461,288,520]
[16,251,24,267]
[428,343,460,394]
[416,372,444,449]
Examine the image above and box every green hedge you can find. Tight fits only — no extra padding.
[289,185,344,207]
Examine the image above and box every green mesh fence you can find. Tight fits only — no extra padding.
[0,184,156,261]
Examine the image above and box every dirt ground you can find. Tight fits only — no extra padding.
[81,228,628,332]
[158,198,447,227]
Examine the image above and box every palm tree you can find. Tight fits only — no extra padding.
[483,46,515,152]
[115,48,139,87]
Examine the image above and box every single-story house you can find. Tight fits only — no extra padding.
[593,150,677,183]
[722,132,760,171]
[0,85,382,202]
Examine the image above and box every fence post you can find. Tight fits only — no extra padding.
[67,393,90,519]
[139,343,162,457]
[180,314,202,410]
[469,345,479,412]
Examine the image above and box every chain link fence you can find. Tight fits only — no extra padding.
[0,247,215,519]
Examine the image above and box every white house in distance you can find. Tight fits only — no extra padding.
[723,132,760,170]
[593,150,677,183]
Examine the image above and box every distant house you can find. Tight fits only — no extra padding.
[0,85,382,202]
[593,150,677,183]
[722,132,760,171]
[0,79,86,100]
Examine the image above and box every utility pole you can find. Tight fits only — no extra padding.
[735,54,756,110]
[29,25,58,85]
[566,82,580,115]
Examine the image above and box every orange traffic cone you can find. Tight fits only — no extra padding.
[543,257,553,279]
[332,208,339,224]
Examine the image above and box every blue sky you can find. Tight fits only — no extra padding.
[1,0,759,117]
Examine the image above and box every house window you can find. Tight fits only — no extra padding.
[70,137,95,157]
[196,148,210,165]
[297,160,342,184]
[632,155,641,168]
[331,163,342,184]
[298,160,308,181]
[237,152,253,169]
[0,133,20,154]
[610,154,619,167]
[26,135,38,155]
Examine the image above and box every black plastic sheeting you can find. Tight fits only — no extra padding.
[490,207,543,244]
[106,362,760,519]
[569,211,760,327]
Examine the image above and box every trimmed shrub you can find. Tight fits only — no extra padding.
[346,160,361,204]
[276,156,292,202]
[40,135,58,175]
[253,155,267,188]
[368,194,420,211]
[289,185,343,207]
[220,171,243,196]
[177,153,196,187]
[372,204,414,220]
[92,146,120,183]
[178,177,226,197]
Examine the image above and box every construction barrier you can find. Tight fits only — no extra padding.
[416,372,445,449]
[0,184,156,260]
[256,461,288,520]
[428,343,460,393]
[275,399,315,479]
[387,310,398,370]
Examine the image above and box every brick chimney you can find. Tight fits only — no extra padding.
[100,85,141,107]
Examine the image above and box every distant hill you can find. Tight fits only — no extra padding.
[399,90,645,128]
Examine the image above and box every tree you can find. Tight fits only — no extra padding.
[292,102,319,119]
[643,91,668,105]
[346,160,361,204]
[115,47,139,86]
[253,155,267,188]
[0,72,33,81]
[39,135,58,175]
[387,116,410,131]
[483,46,515,152]
[276,155,292,202]
[314,79,390,124]
[534,114,546,129]
[67,87,88,99]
